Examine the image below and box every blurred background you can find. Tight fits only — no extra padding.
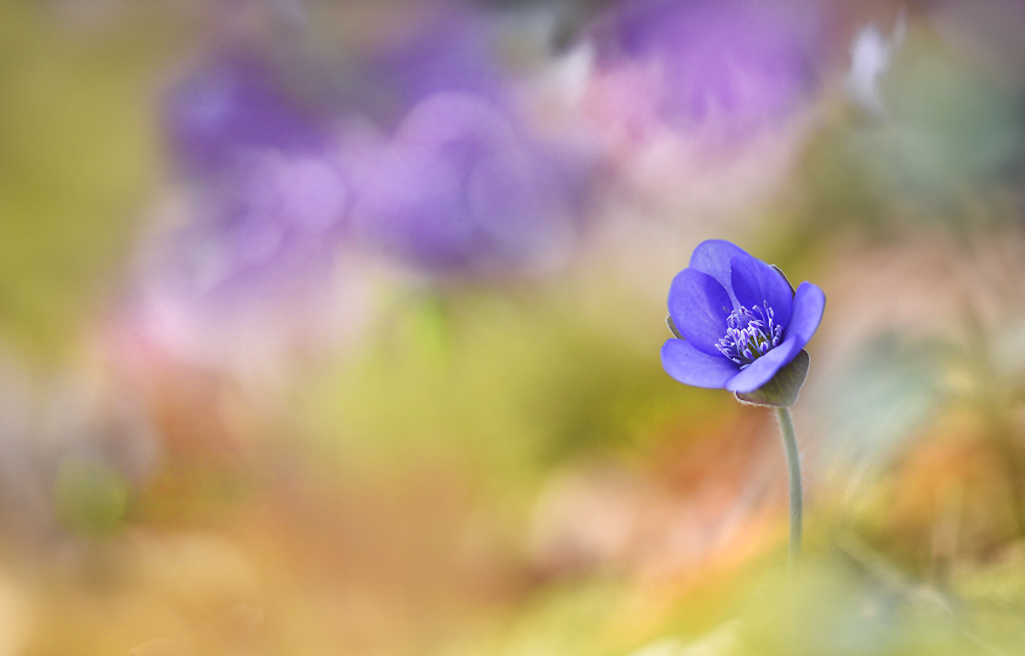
[2,0,1025,653]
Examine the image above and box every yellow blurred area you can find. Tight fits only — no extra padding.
[0,2,179,356]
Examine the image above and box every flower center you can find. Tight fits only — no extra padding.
[715,303,783,369]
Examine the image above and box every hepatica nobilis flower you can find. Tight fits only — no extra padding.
[661,240,825,406]
[662,240,824,565]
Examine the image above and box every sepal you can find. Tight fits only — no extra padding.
[735,349,810,407]
[666,315,683,339]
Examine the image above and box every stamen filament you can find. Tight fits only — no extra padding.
[715,302,782,367]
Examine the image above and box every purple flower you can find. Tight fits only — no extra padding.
[588,0,818,139]
[661,240,825,396]
[158,51,353,297]
[163,53,328,176]
[368,7,505,117]
[161,149,352,301]
[126,148,359,374]
[351,92,582,275]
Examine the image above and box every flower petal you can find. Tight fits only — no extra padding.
[661,339,739,389]
[730,254,794,328]
[784,281,826,349]
[668,268,733,356]
[689,239,749,306]
[724,334,803,394]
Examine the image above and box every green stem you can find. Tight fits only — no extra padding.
[776,406,803,568]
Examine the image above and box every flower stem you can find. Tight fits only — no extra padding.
[776,406,802,569]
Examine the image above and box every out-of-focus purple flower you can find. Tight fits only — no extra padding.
[163,53,328,176]
[131,48,372,377]
[363,6,510,128]
[156,47,355,299]
[586,0,818,142]
[351,92,583,276]
[159,149,352,302]
[661,240,825,395]
[344,6,597,277]
[126,146,361,375]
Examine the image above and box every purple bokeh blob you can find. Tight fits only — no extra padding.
[594,0,819,136]
[351,92,585,276]
[163,53,328,176]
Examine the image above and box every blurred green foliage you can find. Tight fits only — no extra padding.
[0,3,178,358]
[54,455,128,536]
[295,284,731,492]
